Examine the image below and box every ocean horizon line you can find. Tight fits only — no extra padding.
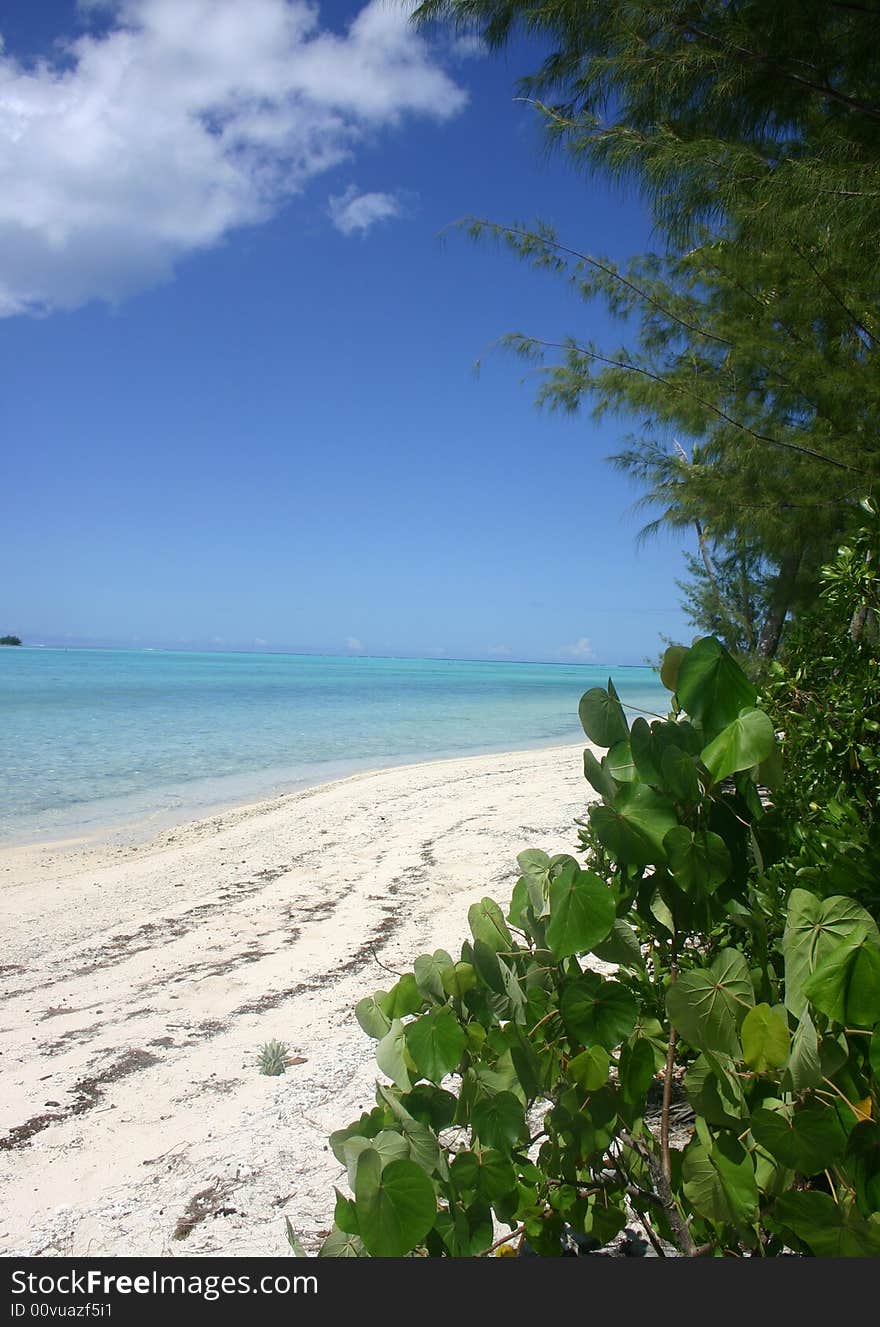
[5,641,661,671]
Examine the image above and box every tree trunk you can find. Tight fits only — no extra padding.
[849,549,877,644]
[757,550,803,659]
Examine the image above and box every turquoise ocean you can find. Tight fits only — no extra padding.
[0,648,668,844]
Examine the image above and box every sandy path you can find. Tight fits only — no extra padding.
[0,743,592,1258]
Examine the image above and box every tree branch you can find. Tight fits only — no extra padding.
[660,938,679,1184]
[789,241,878,350]
[620,1132,708,1258]
[515,335,868,474]
[467,212,733,347]
[680,22,880,122]
[477,1224,524,1257]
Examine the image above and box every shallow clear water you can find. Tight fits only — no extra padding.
[0,648,668,842]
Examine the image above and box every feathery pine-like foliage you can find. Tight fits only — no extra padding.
[416,1,880,263]
[457,212,878,653]
[761,502,880,911]
[675,538,768,660]
[416,1,880,654]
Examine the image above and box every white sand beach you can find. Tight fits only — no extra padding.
[0,743,594,1258]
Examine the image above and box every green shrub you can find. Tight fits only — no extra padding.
[306,633,880,1258]
[759,508,880,917]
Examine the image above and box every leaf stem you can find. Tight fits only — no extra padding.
[527,1010,557,1037]
[477,1224,525,1257]
[368,944,402,978]
[820,1077,873,1122]
[661,940,679,1182]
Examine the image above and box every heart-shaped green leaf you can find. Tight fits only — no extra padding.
[545,864,615,960]
[343,1131,409,1189]
[772,1191,880,1257]
[701,707,776,782]
[784,890,880,1016]
[741,1002,790,1072]
[567,1044,611,1091]
[666,950,754,1057]
[751,1102,847,1175]
[676,636,756,738]
[471,1091,527,1154]
[560,973,638,1050]
[376,1018,412,1091]
[517,848,551,877]
[317,1227,367,1257]
[606,740,636,782]
[663,826,732,894]
[354,1151,437,1257]
[375,1084,447,1177]
[589,805,654,867]
[382,973,424,1019]
[468,897,512,954]
[682,1132,759,1227]
[803,935,880,1026]
[661,744,701,802]
[355,993,392,1039]
[413,950,454,1003]
[451,1149,516,1202]
[614,783,679,857]
[578,686,629,747]
[473,1150,517,1200]
[441,962,476,999]
[629,717,663,785]
[404,1007,466,1085]
[589,783,678,867]
[660,644,688,693]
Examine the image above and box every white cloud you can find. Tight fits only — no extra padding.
[486,644,512,656]
[0,0,466,316]
[448,33,488,61]
[345,636,364,653]
[328,184,401,236]
[561,637,595,661]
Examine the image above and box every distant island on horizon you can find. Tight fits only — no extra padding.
[0,635,22,646]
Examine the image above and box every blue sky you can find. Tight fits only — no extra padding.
[1,0,695,665]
